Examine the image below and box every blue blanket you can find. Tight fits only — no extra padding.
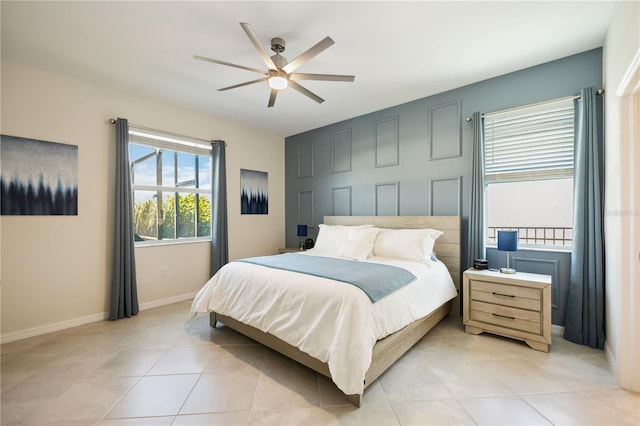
[237,253,416,303]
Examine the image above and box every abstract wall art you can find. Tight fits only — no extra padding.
[240,168,268,215]
[1,134,78,215]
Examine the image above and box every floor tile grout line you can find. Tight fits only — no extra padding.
[248,369,263,417]
[97,375,145,422]
[519,394,559,426]
[384,383,403,426]
[315,370,324,409]
[173,368,208,423]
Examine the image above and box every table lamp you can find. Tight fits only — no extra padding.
[498,230,518,274]
[297,225,307,250]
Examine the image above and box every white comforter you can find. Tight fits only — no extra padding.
[190,252,457,395]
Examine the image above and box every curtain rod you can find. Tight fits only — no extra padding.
[464,88,604,122]
[109,118,225,146]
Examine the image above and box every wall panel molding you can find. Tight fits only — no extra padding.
[428,100,462,160]
[332,129,352,173]
[375,182,399,216]
[297,138,314,178]
[332,186,352,216]
[430,176,462,216]
[297,190,314,227]
[374,116,399,167]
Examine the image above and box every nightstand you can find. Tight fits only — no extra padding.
[463,268,552,352]
[278,248,304,254]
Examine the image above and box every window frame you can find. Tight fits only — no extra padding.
[483,97,575,250]
[128,127,213,246]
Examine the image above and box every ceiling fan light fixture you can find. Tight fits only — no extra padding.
[194,23,354,107]
[268,70,288,90]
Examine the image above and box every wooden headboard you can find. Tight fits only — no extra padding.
[324,216,461,314]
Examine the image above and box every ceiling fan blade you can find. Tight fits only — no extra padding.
[218,77,268,91]
[290,73,355,82]
[288,80,325,104]
[239,22,277,70]
[194,55,267,75]
[268,89,278,108]
[282,36,335,74]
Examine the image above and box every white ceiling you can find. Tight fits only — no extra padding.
[1,1,614,137]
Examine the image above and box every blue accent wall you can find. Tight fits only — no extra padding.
[284,48,602,325]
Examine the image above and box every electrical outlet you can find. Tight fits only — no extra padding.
[161,267,168,278]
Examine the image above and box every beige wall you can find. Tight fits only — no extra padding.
[0,60,285,341]
[603,0,640,392]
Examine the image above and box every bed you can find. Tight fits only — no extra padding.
[190,215,461,406]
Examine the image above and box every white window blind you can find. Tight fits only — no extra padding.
[484,98,575,183]
[129,126,212,157]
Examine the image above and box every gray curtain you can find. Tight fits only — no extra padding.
[109,118,139,320]
[210,140,228,276]
[564,88,605,349]
[467,111,485,267]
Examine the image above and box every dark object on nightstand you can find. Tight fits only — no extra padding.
[304,238,315,249]
[473,259,488,270]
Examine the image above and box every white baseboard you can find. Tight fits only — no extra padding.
[1,311,107,344]
[1,292,197,344]
[138,292,196,311]
[605,342,616,378]
[551,324,565,336]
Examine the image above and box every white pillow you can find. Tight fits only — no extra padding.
[336,241,372,261]
[311,224,374,255]
[373,228,443,264]
[349,227,379,254]
[335,227,380,260]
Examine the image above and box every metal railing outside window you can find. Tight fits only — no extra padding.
[487,226,573,247]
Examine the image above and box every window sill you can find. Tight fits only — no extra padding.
[486,244,572,254]
[135,238,211,248]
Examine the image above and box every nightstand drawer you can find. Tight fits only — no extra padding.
[471,280,541,301]
[470,300,541,334]
[471,289,541,311]
[470,283,542,311]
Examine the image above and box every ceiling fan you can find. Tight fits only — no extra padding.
[194,22,355,107]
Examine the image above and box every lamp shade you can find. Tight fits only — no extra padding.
[497,230,518,252]
[297,225,308,237]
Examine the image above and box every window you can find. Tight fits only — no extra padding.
[484,98,575,248]
[128,127,212,245]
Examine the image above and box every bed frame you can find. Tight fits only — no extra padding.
[210,215,461,407]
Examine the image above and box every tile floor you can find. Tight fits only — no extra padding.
[1,300,638,425]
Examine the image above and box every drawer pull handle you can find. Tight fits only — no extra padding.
[492,292,515,298]
[493,313,516,320]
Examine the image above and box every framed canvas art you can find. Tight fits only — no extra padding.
[240,168,268,215]
[1,134,78,215]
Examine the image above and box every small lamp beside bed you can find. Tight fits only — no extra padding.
[297,224,308,251]
[498,230,518,274]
